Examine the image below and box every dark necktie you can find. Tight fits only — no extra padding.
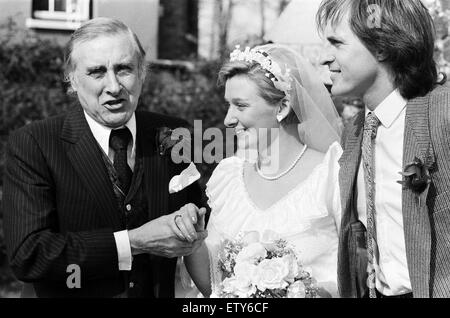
[362,112,381,298]
[110,127,132,195]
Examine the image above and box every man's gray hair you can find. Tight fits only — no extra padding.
[64,17,148,84]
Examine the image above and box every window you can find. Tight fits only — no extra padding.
[26,0,91,30]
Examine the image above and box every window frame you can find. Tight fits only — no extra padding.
[26,0,91,31]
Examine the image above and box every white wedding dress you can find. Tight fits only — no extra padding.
[203,142,343,298]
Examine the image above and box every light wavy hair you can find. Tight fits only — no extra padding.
[64,17,148,88]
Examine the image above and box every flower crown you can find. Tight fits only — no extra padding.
[230,45,292,104]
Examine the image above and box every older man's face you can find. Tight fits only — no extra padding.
[70,33,144,128]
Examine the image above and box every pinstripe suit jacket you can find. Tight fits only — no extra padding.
[2,105,202,297]
[338,82,450,298]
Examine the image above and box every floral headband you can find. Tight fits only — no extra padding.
[229,45,292,104]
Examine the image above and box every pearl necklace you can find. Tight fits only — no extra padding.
[256,144,308,181]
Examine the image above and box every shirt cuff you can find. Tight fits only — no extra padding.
[114,230,132,271]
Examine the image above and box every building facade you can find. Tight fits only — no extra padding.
[0,0,199,60]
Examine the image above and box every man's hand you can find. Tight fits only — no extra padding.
[127,204,208,258]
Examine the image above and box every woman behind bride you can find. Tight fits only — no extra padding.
[176,44,343,297]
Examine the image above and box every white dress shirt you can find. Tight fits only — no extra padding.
[356,89,412,296]
[84,111,136,271]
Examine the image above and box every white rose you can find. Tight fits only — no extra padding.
[222,277,238,294]
[236,243,267,264]
[222,277,255,298]
[287,280,306,298]
[254,258,290,292]
[282,254,300,283]
[234,262,258,283]
[260,230,282,251]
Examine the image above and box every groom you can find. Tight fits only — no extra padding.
[317,0,450,298]
[3,18,207,297]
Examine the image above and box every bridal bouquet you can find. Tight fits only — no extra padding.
[215,230,320,298]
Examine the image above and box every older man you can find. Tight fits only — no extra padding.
[3,17,206,298]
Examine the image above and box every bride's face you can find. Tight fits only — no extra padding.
[224,75,279,137]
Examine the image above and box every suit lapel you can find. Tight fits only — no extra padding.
[402,95,435,298]
[136,113,170,221]
[339,110,365,226]
[337,110,365,297]
[61,106,122,229]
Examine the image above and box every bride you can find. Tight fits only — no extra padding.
[175,44,343,297]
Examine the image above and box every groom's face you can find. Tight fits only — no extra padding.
[320,15,380,98]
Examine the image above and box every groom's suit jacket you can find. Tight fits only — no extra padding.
[3,105,202,297]
[338,82,450,298]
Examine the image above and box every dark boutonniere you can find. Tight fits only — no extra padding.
[398,156,433,206]
[398,157,431,193]
[157,127,183,156]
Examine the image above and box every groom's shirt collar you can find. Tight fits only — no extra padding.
[366,89,407,129]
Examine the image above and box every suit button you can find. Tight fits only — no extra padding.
[129,282,134,288]
[126,204,132,212]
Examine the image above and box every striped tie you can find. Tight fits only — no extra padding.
[362,112,381,298]
[110,128,132,195]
